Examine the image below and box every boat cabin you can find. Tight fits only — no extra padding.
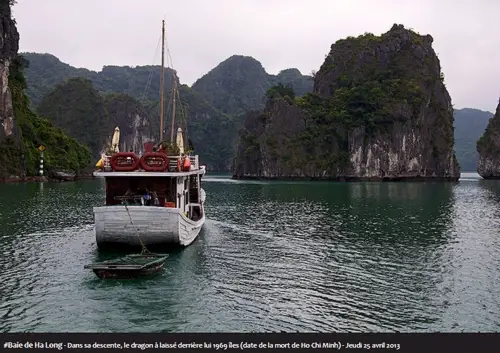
[96,153,205,222]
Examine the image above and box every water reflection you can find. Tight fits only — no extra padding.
[340,183,455,330]
[433,178,500,331]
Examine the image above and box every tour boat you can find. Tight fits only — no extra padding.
[92,20,206,250]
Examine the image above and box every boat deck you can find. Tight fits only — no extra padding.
[93,169,205,177]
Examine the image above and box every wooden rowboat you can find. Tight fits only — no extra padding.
[84,253,168,279]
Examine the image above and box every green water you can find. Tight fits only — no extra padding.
[0,173,499,332]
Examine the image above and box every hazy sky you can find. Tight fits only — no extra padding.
[12,0,500,112]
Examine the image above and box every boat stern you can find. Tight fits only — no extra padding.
[93,206,181,248]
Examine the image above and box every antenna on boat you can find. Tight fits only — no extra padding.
[159,20,165,143]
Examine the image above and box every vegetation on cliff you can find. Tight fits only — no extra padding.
[0,0,90,179]
[477,101,500,154]
[233,25,459,180]
[1,55,90,178]
[37,78,110,158]
[476,100,500,178]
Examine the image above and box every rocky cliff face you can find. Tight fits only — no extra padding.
[232,98,306,178]
[102,93,154,154]
[233,24,460,181]
[0,0,20,144]
[477,100,500,178]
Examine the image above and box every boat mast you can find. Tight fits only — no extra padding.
[170,74,176,143]
[159,20,165,142]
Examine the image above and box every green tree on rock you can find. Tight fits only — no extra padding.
[37,78,110,158]
[265,83,296,100]
[3,55,91,177]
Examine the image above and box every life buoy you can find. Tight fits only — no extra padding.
[110,152,140,171]
[140,152,169,172]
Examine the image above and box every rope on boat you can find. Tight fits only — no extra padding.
[123,201,151,255]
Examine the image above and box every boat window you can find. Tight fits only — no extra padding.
[105,177,174,206]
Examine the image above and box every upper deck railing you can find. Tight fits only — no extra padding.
[99,153,200,173]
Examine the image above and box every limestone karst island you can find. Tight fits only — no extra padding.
[2,0,500,340]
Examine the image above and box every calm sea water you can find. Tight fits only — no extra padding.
[0,172,499,332]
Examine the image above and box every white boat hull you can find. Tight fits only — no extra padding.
[93,202,205,248]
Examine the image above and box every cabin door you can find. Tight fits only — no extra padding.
[176,176,188,213]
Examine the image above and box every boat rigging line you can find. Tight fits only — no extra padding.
[132,16,189,148]
[123,201,151,255]
[138,34,162,115]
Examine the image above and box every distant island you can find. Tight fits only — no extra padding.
[0,0,496,182]
[454,108,493,172]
